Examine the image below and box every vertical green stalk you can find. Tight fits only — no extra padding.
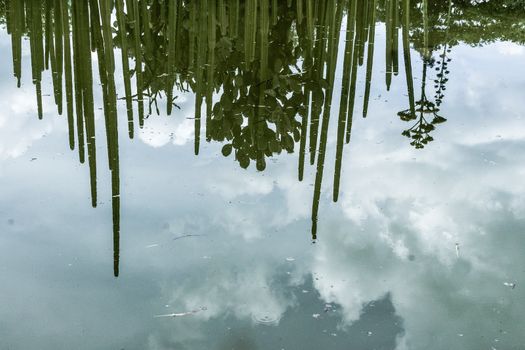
[308,0,327,165]
[311,0,342,239]
[345,0,361,143]
[8,0,23,87]
[59,0,75,150]
[195,0,208,155]
[385,0,393,90]
[422,0,429,60]
[116,0,135,138]
[206,0,216,141]
[53,0,64,115]
[362,0,377,118]
[71,0,85,162]
[392,0,399,76]
[99,0,121,278]
[296,0,303,24]
[333,0,357,201]
[166,0,178,116]
[402,0,415,117]
[132,0,144,126]
[78,0,97,208]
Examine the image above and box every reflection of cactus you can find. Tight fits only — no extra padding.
[4,0,489,260]
[2,0,417,244]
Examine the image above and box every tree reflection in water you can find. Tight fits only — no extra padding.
[2,0,522,275]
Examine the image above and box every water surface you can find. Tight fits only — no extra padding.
[1,1,525,349]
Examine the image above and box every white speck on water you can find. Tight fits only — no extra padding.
[302,290,309,293]
[312,314,320,319]
[368,331,373,336]
[324,304,333,310]
[285,257,295,262]
[146,244,159,248]
[455,243,460,257]
[458,333,464,337]
[330,333,337,337]
[503,282,516,289]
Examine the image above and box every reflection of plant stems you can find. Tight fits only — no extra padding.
[71,0,85,164]
[166,0,178,115]
[345,0,360,144]
[130,0,144,127]
[422,0,430,60]
[312,0,342,240]
[7,0,23,88]
[309,1,327,166]
[79,0,96,208]
[59,0,75,150]
[402,0,415,117]
[116,0,134,138]
[392,0,399,76]
[206,0,216,142]
[333,0,357,201]
[385,0,393,89]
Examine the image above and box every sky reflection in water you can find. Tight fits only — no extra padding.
[1,2,525,350]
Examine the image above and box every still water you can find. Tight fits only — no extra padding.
[1,1,525,349]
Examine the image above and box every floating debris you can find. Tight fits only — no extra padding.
[173,234,205,241]
[285,257,296,262]
[324,304,334,313]
[146,244,159,248]
[312,314,320,319]
[503,282,516,289]
[155,306,207,318]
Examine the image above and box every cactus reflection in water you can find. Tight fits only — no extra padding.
[4,0,460,275]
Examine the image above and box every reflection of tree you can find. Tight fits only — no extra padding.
[3,0,523,269]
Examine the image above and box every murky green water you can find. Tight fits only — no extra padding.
[1,1,525,349]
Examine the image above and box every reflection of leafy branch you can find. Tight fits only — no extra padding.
[433,0,453,107]
[398,99,446,149]
[398,62,447,149]
[433,46,451,107]
[398,0,453,149]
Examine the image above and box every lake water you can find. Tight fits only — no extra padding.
[1,1,525,349]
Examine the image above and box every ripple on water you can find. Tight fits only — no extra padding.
[251,314,281,326]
